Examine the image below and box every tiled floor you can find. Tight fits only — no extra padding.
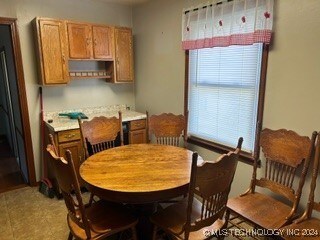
[0,137,25,192]
[0,186,254,240]
[0,187,74,240]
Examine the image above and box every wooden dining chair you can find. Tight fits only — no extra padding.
[48,133,58,155]
[280,132,320,239]
[78,111,123,158]
[226,129,317,232]
[147,111,187,147]
[46,144,138,240]
[150,138,243,240]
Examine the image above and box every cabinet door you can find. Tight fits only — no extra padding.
[92,26,114,60]
[115,27,134,82]
[58,141,83,180]
[67,23,92,59]
[37,19,69,85]
[129,129,146,144]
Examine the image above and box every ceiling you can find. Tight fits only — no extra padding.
[94,0,150,5]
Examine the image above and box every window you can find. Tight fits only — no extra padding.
[186,43,267,160]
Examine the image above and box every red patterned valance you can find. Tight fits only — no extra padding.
[182,0,274,50]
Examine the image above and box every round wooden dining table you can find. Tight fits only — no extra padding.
[80,144,199,204]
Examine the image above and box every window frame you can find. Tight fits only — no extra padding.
[184,44,269,165]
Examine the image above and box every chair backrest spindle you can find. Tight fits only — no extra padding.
[79,112,123,158]
[185,137,243,237]
[253,129,316,203]
[147,112,187,147]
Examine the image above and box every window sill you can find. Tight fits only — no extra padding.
[187,136,260,166]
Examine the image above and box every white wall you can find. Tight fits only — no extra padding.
[133,0,320,209]
[0,0,135,180]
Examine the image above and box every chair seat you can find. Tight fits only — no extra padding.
[227,192,293,229]
[280,217,320,240]
[68,200,138,239]
[150,199,226,240]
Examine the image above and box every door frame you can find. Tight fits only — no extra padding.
[0,17,36,186]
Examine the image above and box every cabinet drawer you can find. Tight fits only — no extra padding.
[130,119,146,131]
[58,129,80,143]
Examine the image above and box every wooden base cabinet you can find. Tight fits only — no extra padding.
[129,120,146,144]
[46,128,83,196]
[58,141,82,173]
[56,129,82,163]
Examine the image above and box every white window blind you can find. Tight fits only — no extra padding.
[188,43,263,153]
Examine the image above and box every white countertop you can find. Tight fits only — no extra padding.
[44,105,146,132]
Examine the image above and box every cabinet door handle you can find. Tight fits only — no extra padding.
[62,55,65,63]
[86,38,90,45]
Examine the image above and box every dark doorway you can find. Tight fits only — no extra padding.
[0,18,36,192]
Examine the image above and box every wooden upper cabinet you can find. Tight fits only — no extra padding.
[114,27,134,82]
[67,23,92,59]
[34,17,134,84]
[67,23,114,60]
[35,18,69,85]
[92,26,114,60]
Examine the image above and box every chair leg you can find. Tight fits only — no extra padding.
[152,226,157,240]
[88,193,95,205]
[68,232,73,240]
[225,209,230,221]
[131,227,137,240]
[224,208,231,229]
